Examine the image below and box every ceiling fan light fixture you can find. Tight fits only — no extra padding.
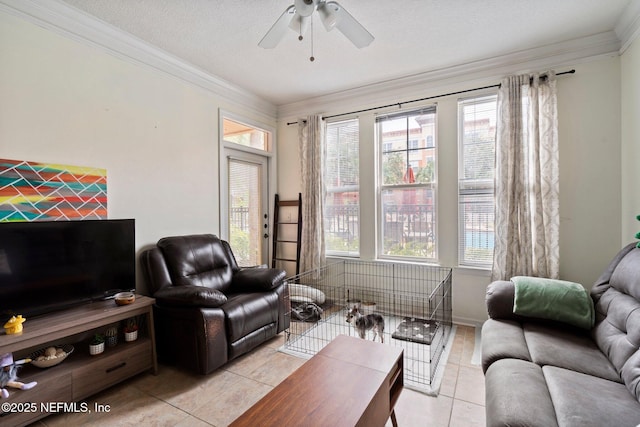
[294,0,317,17]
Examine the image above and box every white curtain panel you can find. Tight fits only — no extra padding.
[298,115,326,274]
[492,72,559,281]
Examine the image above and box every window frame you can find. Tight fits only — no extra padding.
[221,111,273,155]
[376,106,438,262]
[457,95,497,268]
[324,118,361,257]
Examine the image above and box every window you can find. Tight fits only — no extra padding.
[223,117,270,151]
[377,107,436,259]
[325,119,359,255]
[426,135,434,148]
[458,95,497,266]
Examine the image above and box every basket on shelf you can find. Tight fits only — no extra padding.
[29,344,75,368]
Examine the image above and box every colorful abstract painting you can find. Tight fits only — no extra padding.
[0,159,107,222]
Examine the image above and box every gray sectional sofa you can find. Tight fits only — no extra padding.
[482,242,640,427]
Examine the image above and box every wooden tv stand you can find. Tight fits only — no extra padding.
[0,295,157,427]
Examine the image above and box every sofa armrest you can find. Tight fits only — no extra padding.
[154,285,228,308]
[486,280,523,320]
[231,267,287,292]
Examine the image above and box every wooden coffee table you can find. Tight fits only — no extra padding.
[230,334,404,427]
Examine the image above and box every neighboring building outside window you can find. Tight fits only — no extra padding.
[325,119,360,256]
[458,95,497,267]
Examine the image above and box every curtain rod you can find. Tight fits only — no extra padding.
[287,69,575,125]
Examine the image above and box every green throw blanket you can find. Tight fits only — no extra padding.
[512,276,595,330]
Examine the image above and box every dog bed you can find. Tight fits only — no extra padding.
[391,317,437,345]
[288,283,326,304]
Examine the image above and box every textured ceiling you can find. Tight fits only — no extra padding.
[60,0,632,106]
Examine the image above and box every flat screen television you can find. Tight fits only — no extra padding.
[0,219,135,318]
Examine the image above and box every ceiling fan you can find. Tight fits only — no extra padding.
[259,0,374,60]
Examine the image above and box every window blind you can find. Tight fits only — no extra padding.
[458,95,497,267]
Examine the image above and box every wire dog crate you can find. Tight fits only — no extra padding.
[282,260,452,393]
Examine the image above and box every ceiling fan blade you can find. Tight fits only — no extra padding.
[317,1,338,31]
[327,1,374,48]
[259,5,296,49]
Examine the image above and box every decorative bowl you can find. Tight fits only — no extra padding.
[346,299,361,309]
[29,344,74,368]
[114,292,136,306]
[361,301,376,315]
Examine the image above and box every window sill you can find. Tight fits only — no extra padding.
[326,256,493,277]
[454,265,492,276]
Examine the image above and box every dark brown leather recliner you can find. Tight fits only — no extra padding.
[141,234,289,374]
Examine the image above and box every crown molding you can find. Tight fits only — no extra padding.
[615,0,640,54]
[277,31,621,121]
[3,0,630,125]
[0,0,278,122]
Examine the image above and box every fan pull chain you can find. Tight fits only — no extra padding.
[310,17,315,62]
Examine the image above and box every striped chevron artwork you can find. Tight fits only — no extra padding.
[0,158,107,222]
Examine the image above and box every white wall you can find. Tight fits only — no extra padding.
[557,57,622,285]
[0,12,277,293]
[621,36,640,245]
[277,56,623,325]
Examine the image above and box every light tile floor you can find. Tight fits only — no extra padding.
[34,325,485,427]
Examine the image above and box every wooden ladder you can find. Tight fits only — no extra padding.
[272,193,302,275]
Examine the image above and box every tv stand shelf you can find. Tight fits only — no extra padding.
[0,295,157,427]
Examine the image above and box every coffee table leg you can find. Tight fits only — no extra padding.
[390,409,398,427]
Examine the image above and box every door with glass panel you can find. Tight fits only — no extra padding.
[226,153,269,267]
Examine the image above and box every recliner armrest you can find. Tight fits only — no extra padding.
[231,267,287,292]
[141,248,172,294]
[154,285,228,308]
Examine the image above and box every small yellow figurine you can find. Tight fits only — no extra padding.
[4,315,26,335]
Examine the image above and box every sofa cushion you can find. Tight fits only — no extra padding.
[622,350,640,402]
[158,234,233,293]
[524,323,621,382]
[593,289,640,372]
[590,246,640,399]
[481,319,531,372]
[485,359,559,427]
[591,242,637,302]
[223,292,279,342]
[543,365,640,427]
[609,248,640,301]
